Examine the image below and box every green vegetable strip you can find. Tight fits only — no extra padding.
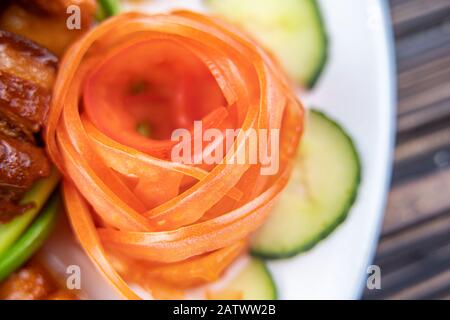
[0,193,61,282]
[97,0,121,20]
[0,168,60,257]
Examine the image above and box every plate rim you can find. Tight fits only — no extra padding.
[353,0,397,299]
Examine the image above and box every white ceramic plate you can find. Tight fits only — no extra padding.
[41,0,396,300]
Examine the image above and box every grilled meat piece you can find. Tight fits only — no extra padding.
[0,1,96,56]
[0,71,52,133]
[0,131,50,221]
[0,131,50,193]
[0,30,57,132]
[0,261,77,300]
[22,0,97,23]
[0,108,35,142]
[0,263,55,300]
[0,31,56,220]
[0,199,32,223]
[0,30,57,86]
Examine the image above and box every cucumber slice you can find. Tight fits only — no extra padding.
[205,0,328,88]
[0,193,61,282]
[217,258,277,300]
[0,168,60,257]
[251,109,361,259]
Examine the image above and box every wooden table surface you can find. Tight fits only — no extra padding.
[363,0,450,299]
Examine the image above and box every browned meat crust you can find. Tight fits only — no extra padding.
[0,262,77,300]
[0,71,52,133]
[0,131,50,221]
[0,132,50,193]
[0,1,96,56]
[0,31,56,221]
[0,263,56,300]
[0,30,58,72]
[0,108,34,142]
[21,0,97,22]
[0,200,32,223]
[0,31,57,132]
[0,132,51,221]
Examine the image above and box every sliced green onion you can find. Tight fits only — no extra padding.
[0,168,60,258]
[97,0,121,21]
[0,193,61,282]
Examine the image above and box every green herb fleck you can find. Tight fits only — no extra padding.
[136,122,153,138]
[130,81,148,95]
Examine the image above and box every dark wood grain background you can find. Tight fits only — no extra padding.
[363,0,450,300]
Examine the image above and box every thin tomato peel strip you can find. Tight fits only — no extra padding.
[46,12,304,299]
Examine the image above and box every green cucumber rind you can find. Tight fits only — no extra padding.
[256,259,278,300]
[303,1,329,89]
[204,0,328,89]
[265,263,278,299]
[228,258,278,300]
[250,109,361,259]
